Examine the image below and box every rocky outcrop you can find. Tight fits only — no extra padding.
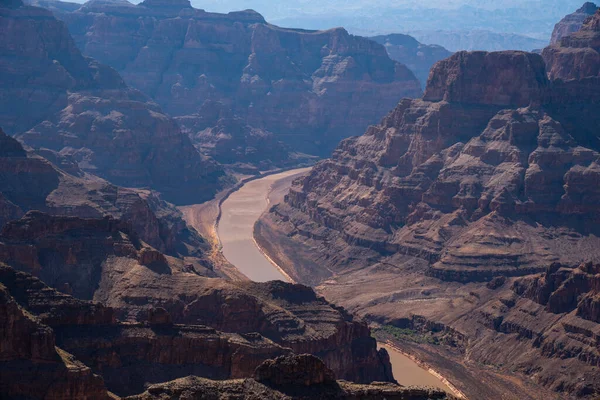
[0,279,111,400]
[0,128,212,264]
[254,354,336,386]
[52,1,422,156]
[177,102,304,172]
[370,34,453,88]
[262,50,600,283]
[0,263,292,396]
[126,356,453,400]
[543,9,600,81]
[513,262,600,322]
[550,2,598,45]
[0,211,392,389]
[257,43,600,397]
[0,1,226,205]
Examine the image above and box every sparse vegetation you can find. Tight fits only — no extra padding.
[375,325,441,346]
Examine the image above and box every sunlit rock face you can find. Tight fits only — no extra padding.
[550,2,598,45]
[256,27,600,396]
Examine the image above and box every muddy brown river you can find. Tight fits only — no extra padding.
[217,168,457,395]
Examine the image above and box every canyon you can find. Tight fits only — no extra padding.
[49,0,422,159]
[0,0,226,205]
[2,0,600,399]
[257,8,600,400]
[0,1,450,398]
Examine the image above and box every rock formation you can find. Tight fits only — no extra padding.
[550,2,598,45]
[0,1,225,205]
[176,101,312,173]
[260,50,600,283]
[0,128,211,264]
[257,32,600,397]
[0,273,111,399]
[51,0,422,156]
[126,355,453,400]
[0,256,396,397]
[0,208,393,391]
[543,8,600,80]
[370,34,453,88]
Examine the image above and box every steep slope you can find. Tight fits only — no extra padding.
[0,128,212,265]
[257,47,600,398]
[0,264,414,399]
[54,0,422,156]
[543,8,600,80]
[127,355,453,400]
[370,34,453,88]
[0,210,394,390]
[0,1,225,205]
[550,2,598,44]
[0,277,111,399]
[177,101,308,173]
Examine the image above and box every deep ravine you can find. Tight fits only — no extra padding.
[217,168,458,394]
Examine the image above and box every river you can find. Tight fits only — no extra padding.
[217,167,457,394]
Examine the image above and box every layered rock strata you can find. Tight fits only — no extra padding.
[543,8,600,81]
[54,0,422,156]
[0,128,211,264]
[127,355,454,400]
[550,2,598,45]
[0,211,393,389]
[0,274,111,399]
[0,1,225,204]
[370,34,453,89]
[257,44,600,398]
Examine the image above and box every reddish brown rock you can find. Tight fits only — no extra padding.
[370,34,453,89]
[53,1,422,156]
[257,45,600,398]
[254,354,336,387]
[0,1,226,205]
[0,211,392,390]
[126,358,453,400]
[177,103,302,172]
[550,2,599,45]
[0,280,111,400]
[513,262,600,322]
[0,128,213,265]
[543,9,600,81]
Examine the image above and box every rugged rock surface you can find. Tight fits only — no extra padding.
[0,262,444,399]
[257,45,600,398]
[370,34,453,89]
[550,2,599,45]
[53,1,422,156]
[0,275,111,399]
[0,1,225,204]
[126,355,453,400]
[543,8,600,80]
[254,354,336,387]
[176,101,312,172]
[0,211,393,391]
[261,50,600,283]
[0,263,293,397]
[0,128,212,264]
[514,262,600,323]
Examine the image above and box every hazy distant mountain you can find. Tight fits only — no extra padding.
[370,34,453,86]
[408,30,549,52]
[194,0,583,41]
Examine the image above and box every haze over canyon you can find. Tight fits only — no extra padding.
[1,0,600,399]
